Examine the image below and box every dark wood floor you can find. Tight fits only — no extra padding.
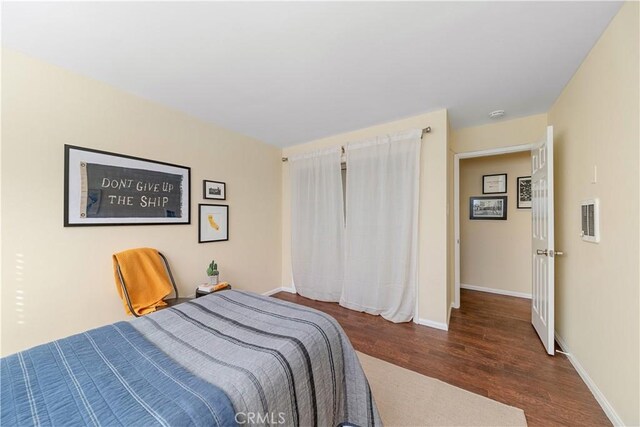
[273,289,610,426]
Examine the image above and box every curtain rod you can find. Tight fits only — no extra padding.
[281,126,431,162]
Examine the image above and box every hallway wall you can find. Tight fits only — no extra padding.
[460,151,532,297]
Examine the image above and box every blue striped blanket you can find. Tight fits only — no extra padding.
[1,290,380,426]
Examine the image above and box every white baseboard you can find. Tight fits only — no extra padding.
[262,287,296,296]
[461,283,531,299]
[415,317,449,331]
[262,288,280,296]
[269,286,449,332]
[555,331,624,426]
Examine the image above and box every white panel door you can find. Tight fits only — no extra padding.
[531,126,555,355]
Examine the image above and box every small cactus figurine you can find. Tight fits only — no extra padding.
[207,260,219,285]
[207,260,219,276]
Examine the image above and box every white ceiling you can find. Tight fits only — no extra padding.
[2,1,622,147]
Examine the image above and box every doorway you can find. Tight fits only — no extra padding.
[453,143,535,309]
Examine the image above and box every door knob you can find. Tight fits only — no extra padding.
[536,249,564,257]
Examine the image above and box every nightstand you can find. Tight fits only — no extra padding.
[195,284,231,298]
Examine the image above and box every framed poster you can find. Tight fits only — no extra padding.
[517,176,532,209]
[203,180,226,200]
[482,173,507,194]
[199,204,229,243]
[470,196,508,220]
[64,145,190,226]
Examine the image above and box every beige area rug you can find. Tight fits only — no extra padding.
[357,352,527,426]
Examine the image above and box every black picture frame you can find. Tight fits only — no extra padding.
[482,173,507,194]
[64,145,191,226]
[198,204,229,243]
[470,196,508,220]
[203,180,226,200]
[517,176,532,209]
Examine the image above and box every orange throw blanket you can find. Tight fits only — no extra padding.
[113,248,173,316]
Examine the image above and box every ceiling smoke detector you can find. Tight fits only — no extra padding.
[489,110,505,119]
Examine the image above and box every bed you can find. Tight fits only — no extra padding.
[1,290,380,426]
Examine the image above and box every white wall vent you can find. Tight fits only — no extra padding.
[581,198,600,243]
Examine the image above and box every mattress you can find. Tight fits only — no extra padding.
[1,290,380,426]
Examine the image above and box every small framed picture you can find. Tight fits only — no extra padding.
[517,176,532,209]
[199,204,229,243]
[203,180,226,200]
[470,196,508,220]
[482,173,507,194]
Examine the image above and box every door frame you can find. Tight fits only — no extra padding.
[453,143,537,309]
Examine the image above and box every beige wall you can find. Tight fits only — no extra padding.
[1,50,283,355]
[447,152,455,311]
[459,152,531,296]
[451,113,547,154]
[548,2,639,425]
[282,110,451,326]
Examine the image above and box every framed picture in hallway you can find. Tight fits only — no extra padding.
[482,173,507,194]
[470,196,507,220]
[517,176,532,209]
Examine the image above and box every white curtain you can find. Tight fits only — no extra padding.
[290,148,345,301]
[340,130,421,322]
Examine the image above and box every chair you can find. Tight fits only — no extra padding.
[113,248,191,317]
